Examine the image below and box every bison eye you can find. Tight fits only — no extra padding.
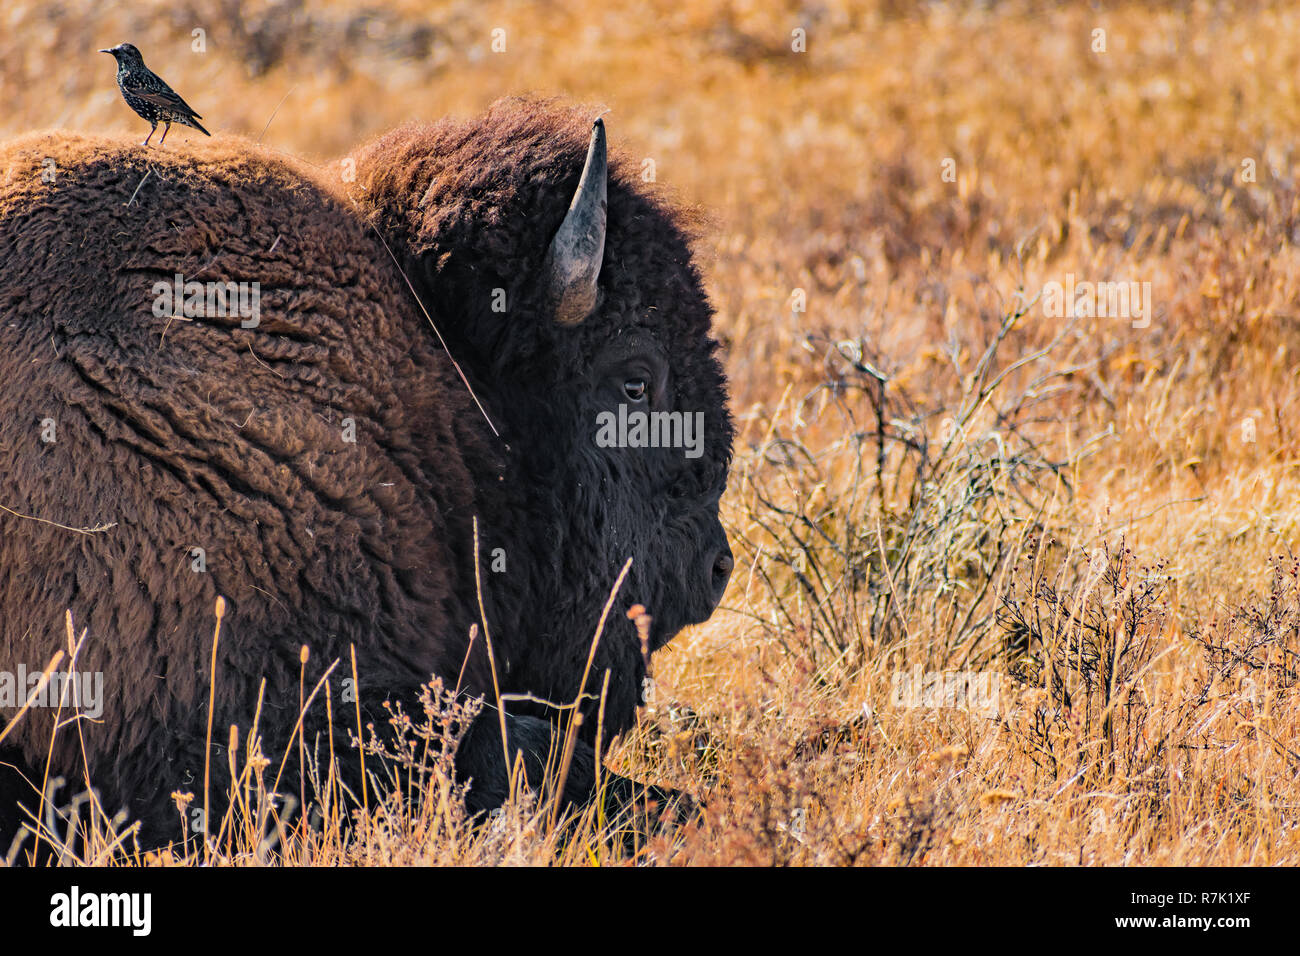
[623,378,648,402]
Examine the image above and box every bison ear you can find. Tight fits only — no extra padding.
[543,118,607,326]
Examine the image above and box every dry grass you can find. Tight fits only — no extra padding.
[4,0,1300,864]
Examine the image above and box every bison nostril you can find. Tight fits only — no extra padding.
[711,548,734,601]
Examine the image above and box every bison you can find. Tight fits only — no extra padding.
[0,98,733,857]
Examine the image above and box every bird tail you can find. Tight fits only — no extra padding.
[189,116,211,137]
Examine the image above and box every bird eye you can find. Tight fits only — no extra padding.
[623,378,648,402]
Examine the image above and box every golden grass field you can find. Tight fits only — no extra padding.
[3,0,1300,865]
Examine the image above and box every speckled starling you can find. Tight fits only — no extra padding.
[99,43,210,147]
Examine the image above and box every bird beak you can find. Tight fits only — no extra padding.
[99,49,112,54]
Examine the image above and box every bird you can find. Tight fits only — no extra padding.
[99,43,210,147]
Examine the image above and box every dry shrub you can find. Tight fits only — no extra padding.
[732,301,1095,682]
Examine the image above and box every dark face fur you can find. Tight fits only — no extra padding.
[480,251,733,735]
[565,304,732,646]
[498,314,733,653]
[352,100,734,731]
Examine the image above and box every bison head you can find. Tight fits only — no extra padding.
[350,99,733,734]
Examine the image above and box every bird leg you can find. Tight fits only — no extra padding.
[142,122,156,147]
[158,121,171,146]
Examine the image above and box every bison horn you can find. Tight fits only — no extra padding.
[545,118,607,326]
